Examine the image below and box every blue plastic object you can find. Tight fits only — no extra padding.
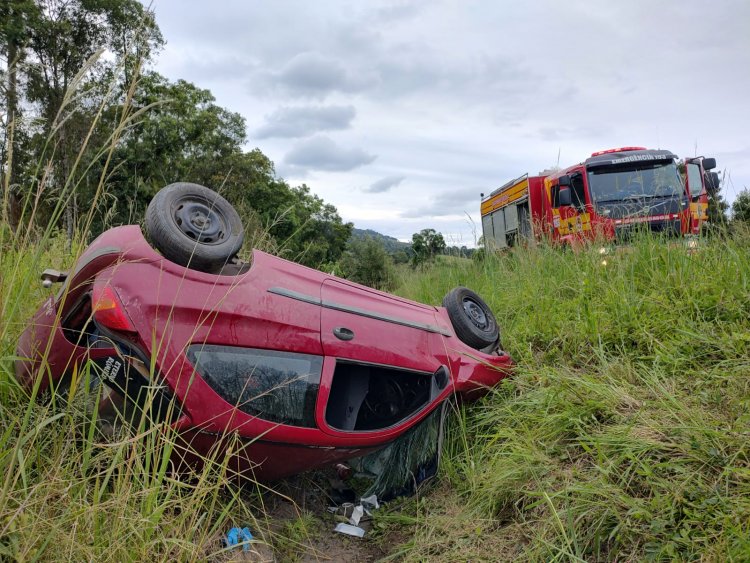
[225,527,254,551]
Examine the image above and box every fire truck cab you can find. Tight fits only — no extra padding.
[481,147,718,249]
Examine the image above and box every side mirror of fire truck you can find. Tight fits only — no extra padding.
[558,187,572,207]
[558,175,572,187]
[702,157,717,171]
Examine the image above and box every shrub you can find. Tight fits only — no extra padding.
[338,236,397,291]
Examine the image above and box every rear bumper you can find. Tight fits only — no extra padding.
[15,297,113,393]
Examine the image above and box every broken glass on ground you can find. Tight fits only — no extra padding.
[348,400,447,502]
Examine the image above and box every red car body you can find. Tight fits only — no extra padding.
[16,225,512,481]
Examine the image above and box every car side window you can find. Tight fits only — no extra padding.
[187,345,322,428]
[325,362,434,431]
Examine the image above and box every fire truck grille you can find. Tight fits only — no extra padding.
[615,219,681,242]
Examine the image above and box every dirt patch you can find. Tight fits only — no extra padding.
[239,472,388,562]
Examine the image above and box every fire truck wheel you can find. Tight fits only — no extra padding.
[146,182,244,273]
[442,287,500,351]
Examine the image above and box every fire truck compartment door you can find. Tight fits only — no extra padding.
[491,211,507,248]
[504,204,519,231]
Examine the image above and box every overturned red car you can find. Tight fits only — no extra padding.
[16,183,512,483]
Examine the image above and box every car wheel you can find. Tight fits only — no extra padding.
[442,287,499,350]
[145,182,244,273]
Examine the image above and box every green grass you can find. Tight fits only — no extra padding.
[384,235,750,561]
[0,55,281,560]
[0,239,263,561]
[3,229,750,561]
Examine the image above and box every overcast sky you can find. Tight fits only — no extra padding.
[145,0,750,245]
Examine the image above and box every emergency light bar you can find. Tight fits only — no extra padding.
[591,147,647,157]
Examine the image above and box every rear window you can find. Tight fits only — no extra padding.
[187,345,322,428]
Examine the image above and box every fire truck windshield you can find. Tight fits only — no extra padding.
[586,161,684,204]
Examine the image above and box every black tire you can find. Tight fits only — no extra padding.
[442,287,499,350]
[145,182,244,272]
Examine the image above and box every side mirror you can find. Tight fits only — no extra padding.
[702,157,717,171]
[706,171,721,193]
[558,175,572,187]
[558,187,572,207]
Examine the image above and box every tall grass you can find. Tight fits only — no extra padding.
[0,55,284,561]
[387,235,750,561]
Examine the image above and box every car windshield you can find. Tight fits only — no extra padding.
[587,161,684,204]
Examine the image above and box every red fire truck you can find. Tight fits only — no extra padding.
[480,147,719,249]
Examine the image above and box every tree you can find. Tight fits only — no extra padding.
[0,0,37,231]
[731,189,750,225]
[339,237,396,291]
[708,188,729,228]
[392,250,410,264]
[411,228,446,266]
[102,72,247,226]
[285,186,352,266]
[21,0,162,239]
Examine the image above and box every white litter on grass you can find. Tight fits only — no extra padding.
[334,523,366,538]
[361,495,379,511]
[349,505,364,526]
[330,494,380,536]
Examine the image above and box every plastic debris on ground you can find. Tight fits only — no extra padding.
[225,527,254,551]
[334,523,366,538]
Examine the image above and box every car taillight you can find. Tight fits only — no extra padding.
[92,285,136,333]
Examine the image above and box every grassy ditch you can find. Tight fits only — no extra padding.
[0,57,283,559]
[3,186,749,560]
[0,236,272,561]
[382,235,750,561]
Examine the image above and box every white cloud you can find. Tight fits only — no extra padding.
[365,175,405,193]
[282,135,376,174]
[254,105,356,139]
[256,52,377,99]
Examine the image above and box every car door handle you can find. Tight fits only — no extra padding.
[333,327,355,341]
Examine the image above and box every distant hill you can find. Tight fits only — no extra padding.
[349,228,474,259]
[350,228,412,254]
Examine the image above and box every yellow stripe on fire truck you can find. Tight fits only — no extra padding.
[480,178,529,216]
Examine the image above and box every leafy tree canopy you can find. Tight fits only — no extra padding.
[339,236,396,291]
[731,189,750,224]
[411,228,446,266]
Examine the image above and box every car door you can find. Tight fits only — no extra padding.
[317,278,451,440]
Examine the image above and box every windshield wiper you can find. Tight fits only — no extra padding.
[595,197,640,204]
[621,194,662,200]
[596,193,678,203]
